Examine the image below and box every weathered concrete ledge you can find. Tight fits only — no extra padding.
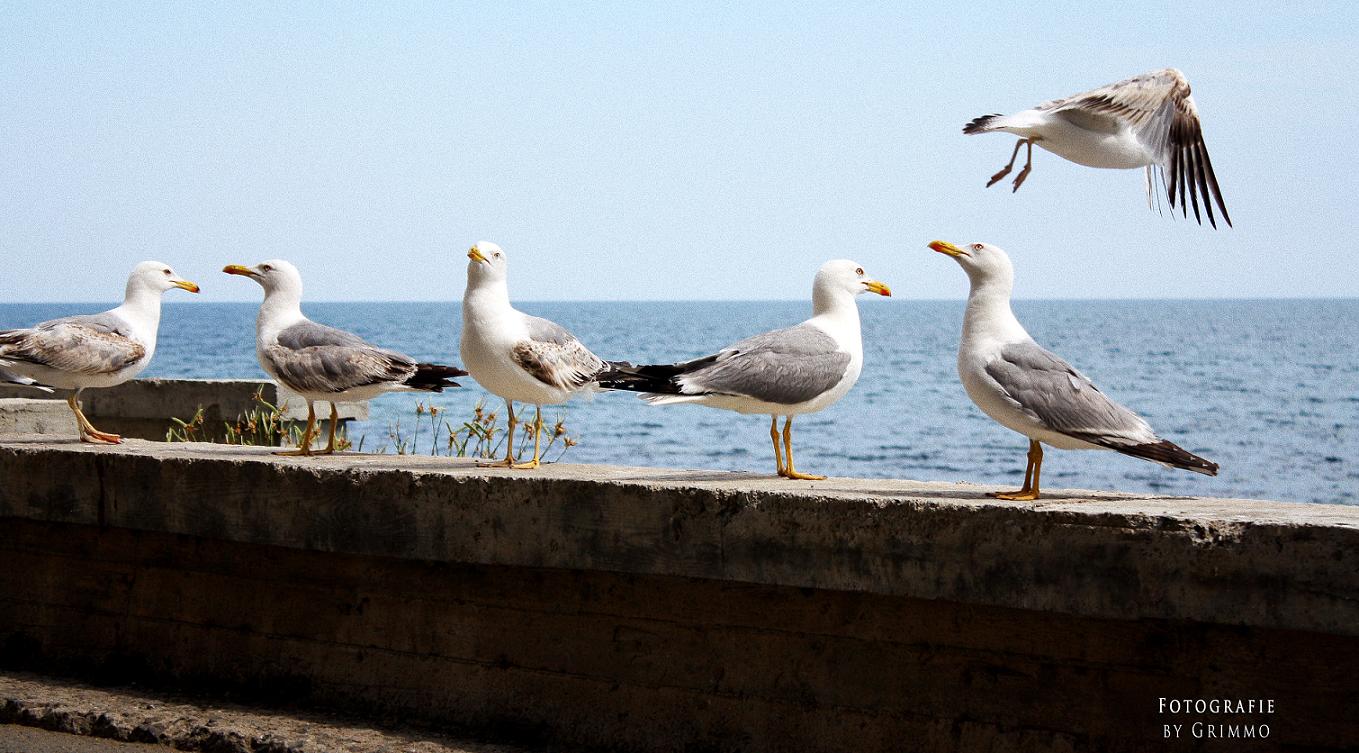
[3,435,1358,752]
[2,435,1356,635]
[0,379,366,441]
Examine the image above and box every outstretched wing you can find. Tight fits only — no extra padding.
[1041,68,1229,227]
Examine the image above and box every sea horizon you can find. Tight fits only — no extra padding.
[3,299,1355,506]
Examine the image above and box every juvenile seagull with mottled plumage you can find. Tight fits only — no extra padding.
[460,242,610,469]
[930,240,1218,500]
[225,260,466,456]
[598,260,891,480]
[963,68,1231,227]
[0,261,200,443]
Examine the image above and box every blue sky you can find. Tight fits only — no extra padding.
[1,2,1355,302]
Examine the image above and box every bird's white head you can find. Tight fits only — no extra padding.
[814,259,892,300]
[928,240,1014,288]
[129,261,200,296]
[126,261,200,300]
[222,259,304,298]
[465,241,508,285]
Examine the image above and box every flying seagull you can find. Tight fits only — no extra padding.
[460,241,608,469]
[930,240,1218,500]
[0,261,200,443]
[598,260,891,480]
[225,260,466,455]
[963,68,1231,227]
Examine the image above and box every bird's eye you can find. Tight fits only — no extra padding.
[972,244,984,252]
[162,269,172,276]
[494,252,502,259]
[855,267,864,276]
[260,264,272,272]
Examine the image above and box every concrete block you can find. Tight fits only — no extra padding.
[0,379,366,441]
[0,437,1356,752]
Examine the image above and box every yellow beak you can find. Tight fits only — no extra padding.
[467,247,488,264]
[863,280,892,297]
[929,240,968,258]
[173,279,201,293]
[222,264,255,277]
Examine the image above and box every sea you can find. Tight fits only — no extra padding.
[2,300,1355,505]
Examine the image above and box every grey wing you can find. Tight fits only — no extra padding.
[1041,68,1229,226]
[266,321,417,394]
[984,341,1156,448]
[681,324,851,405]
[511,315,606,391]
[0,313,145,375]
[1038,68,1184,127]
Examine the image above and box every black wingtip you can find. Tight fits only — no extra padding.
[1115,439,1219,476]
[595,361,683,394]
[962,114,1003,135]
[405,363,470,391]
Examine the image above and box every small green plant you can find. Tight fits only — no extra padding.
[165,387,350,451]
[166,389,577,462]
[380,399,577,463]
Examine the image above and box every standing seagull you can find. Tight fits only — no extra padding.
[598,260,891,480]
[930,240,1218,500]
[0,261,200,443]
[224,260,466,456]
[460,242,608,469]
[963,68,1231,227]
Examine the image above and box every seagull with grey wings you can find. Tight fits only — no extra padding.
[930,240,1218,500]
[598,260,891,480]
[225,260,467,456]
[0,261,200,443]
[963,68,1231,227]
[460,241,612,469]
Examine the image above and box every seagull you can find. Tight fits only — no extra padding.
[598,260,891,480]
[0,261,200,443]
[460,242,608,469]
[963,68,1231,227]
[224,260,467,456]
[929,240,1218,500]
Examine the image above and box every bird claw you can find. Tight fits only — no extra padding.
[780,469,826,481]
[80,431,122,445]
[986,167,1012,188]
[511,459,541,470]
[1011,166,1032,192]
[273,448,313,456]
[989,490,1039,501]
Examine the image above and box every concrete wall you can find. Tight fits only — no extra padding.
[2,436,1357,752]
[0,379,366,441]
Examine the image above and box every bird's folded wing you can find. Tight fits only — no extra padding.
[983,341,1155,447]
[267,321,415,394]
[678,324,851,405]
[511,315,606,391]
[0,314,145,375]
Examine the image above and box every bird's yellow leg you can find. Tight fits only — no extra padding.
[993,440,1042,501]
[770,416,787,477]
[512,406,543,469]
[275,401,317,456]
[316,402,340,455]
[479,399,517,467]
[781,416,825,481]
[70,393,121,444]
